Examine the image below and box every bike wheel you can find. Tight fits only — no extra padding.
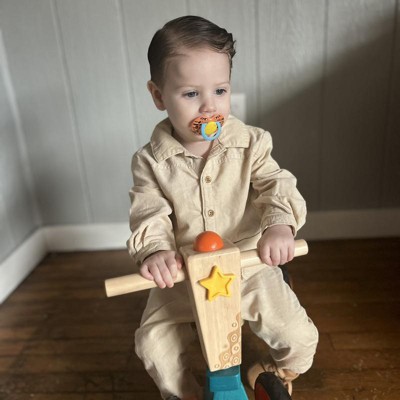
[254,372,292,400]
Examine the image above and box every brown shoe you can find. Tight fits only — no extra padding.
[247,359,298,395]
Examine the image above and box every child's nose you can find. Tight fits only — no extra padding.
[199,97,216,114]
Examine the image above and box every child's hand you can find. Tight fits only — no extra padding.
[257,225,295,266]
[139,250,183,289]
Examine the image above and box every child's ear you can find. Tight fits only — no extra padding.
[147,81,166,111]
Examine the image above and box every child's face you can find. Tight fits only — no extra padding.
[149,47,231,146]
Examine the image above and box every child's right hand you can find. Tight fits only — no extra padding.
[139,250,184,289]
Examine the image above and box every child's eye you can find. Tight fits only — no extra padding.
[184,91,198,98]
[215,88,227,96]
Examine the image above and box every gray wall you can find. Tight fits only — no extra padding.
[0,28,40,262]
[0,0,399,263]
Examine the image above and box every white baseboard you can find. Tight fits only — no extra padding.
[43,223,130,252]
[1,209,399,303]
[0,229,47,303]
[0,224,130,304]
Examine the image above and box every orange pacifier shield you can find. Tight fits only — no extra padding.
[190,114,225,141]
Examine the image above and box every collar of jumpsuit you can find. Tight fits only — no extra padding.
[150,115,250,163]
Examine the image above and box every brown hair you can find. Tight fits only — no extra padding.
[148,15,236,87]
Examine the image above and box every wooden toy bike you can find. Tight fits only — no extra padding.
[105,232,308,400]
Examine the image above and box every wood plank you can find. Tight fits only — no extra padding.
[0,357,15,373]
[0,56,36,256]
[0,52,16,260]
[34,323,139,340]
[0,342,25,357]
[1,370,158,397]
[21,337,134,355]
[0,327,37,340]
[383,2,400,207]
[121,0,187,146]
[257,0,325,209]
[0,372,111,393]
[0,0,90,225]
[0,192,14,262]
[293,389,400,400]
[294,367,400,390]
[309,369,400,390]
[313,349,400,370]
[8,353,143,374]
[55,0,136,222]
[0,239,398,399]
[0,395,115,400]
[321,0,397,209]
[293,281,400,305]
[306,302,400,333]
[331,332,400,350]
[2,395,162,400]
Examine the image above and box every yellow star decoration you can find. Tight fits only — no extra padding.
[199,265,236,301]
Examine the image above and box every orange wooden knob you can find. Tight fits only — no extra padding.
[194,231,224,252]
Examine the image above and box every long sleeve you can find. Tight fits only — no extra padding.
[127,149,176,267]
[250,130,306,236]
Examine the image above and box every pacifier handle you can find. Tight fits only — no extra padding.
[201,122,222,141]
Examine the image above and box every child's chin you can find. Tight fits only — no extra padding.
[192,133,205,140]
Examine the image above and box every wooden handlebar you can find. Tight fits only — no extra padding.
[104,239,308,298]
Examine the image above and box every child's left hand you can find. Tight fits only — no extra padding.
[257,225,295,266]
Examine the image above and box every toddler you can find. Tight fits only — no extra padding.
[127,15,318,400]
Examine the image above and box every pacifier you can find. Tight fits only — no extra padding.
[190,114,225,141]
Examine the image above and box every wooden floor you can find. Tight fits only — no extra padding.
[0,238,399,400]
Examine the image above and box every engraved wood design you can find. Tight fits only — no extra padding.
[180,241,242,372]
